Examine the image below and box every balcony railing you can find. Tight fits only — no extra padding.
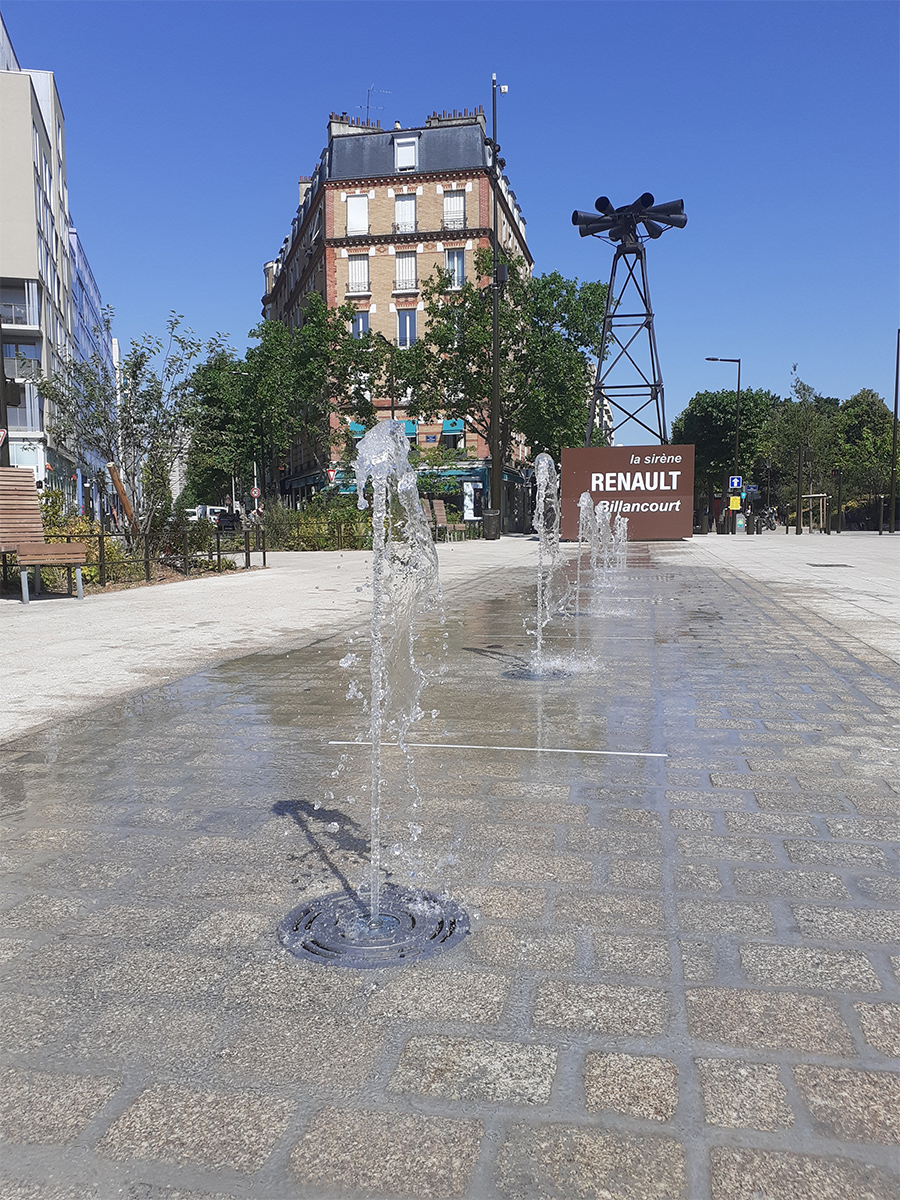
[441,216,466,231]
[392,221,417,234]
[346,281,371,295]
[393,278,418,293]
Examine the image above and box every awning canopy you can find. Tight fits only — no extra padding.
[442,419,465,433]
[404,420,417,436]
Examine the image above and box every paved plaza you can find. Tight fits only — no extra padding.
[1,531,898,1199]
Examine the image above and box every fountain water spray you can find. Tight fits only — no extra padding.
[276,421,469,967]
[595,504,613,573]
[575,492,597,616]
[532,453,561,663]
[353,420,440,926]
[613,513,629,568]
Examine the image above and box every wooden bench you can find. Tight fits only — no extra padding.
[432,498,466,542]
[0,467,87,602]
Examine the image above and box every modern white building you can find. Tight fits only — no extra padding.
[0,12,112,510]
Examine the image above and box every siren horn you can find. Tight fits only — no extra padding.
[572,211,618,236]
[640,219,665,239]
[594,196,614,215]
[646,198,684,218]
[634,192,655,210]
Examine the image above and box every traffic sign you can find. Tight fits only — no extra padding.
[250,486,261,498]
[729,475,742,489]
[326,467,337,484]
[729,496,741,510]
[747,484,759,494]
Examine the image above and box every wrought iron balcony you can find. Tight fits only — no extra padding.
[441,216,466,231]
[392,221,417,234]
[392,279,419,293]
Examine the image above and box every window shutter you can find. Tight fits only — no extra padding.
[443,190,465,228]
[396,252,417,289]
[348,254,369,291]
[346,195,368,234]
[395,195,416,231]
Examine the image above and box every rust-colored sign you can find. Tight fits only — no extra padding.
[560,444,695,540]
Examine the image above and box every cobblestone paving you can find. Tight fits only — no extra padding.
[1,545,898,1199]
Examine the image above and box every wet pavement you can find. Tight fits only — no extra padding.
[1,535,899,1199]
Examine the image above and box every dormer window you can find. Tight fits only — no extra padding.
[394,137,418,172]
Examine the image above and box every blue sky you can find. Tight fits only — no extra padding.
[4,0,898,441]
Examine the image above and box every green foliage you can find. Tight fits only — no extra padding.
[409,250,607,464]
[38,310,223,534]
[262,493,373,551]
[671,388,778,484]
[673,369,896,517]
[186,298,376,500]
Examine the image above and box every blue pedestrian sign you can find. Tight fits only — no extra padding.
[729,475,742,489]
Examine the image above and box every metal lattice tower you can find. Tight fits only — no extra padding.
[573,193,687,446]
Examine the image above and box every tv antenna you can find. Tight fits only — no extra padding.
[358,85,392,124]
[572,193,687,446]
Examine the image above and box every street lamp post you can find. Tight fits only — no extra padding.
[486,73,507,535]
[890,327,899,534]
[706,356,741,534]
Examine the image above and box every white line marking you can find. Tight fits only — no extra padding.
[328,741,667,758]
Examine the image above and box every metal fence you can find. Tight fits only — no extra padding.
[1,525,267,593]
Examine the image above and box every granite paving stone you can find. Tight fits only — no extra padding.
[738,942,883,991]
[3,537,899,1199]
[97,1083,294,1172]
[0,1066,120,1144]
[495,1123,687,1199]
[289,1106,483,1197]
[390,1035,557,1104]
[792,903,900,943]
[854,1001,900,1056]
[709,1148,900,1200]
[534,980,670,1035]
[583,1052,679,1120]
[696,1056,794,1130]
[793,1065,900,1144]
[685,987,855,1053]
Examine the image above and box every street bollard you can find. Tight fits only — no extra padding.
[262,530,266,567]
[244,529,251,569]
[216,527,222,572]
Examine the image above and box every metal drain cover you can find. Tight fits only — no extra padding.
[278,884,470,968]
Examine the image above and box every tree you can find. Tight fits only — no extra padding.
[408,250,607,464]
[38,311,221,534]
[186,296,372,501]
[671,387,779,488]
[837,387,893,501]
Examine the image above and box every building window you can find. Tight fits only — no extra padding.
[394,138,418,172]
[394,251,417,292]
[445,249,465,289]
[346,194,368,235]
[348,254,370,294]
[394,194,416,233]
[397,310,416,348]
[351,311,369,338]
[443,190,465,230]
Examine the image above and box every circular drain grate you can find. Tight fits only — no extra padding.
[278,884,470,968]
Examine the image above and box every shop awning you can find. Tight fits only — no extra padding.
[442,419,465,433]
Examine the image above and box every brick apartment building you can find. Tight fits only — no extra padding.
[262,107,532,508]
